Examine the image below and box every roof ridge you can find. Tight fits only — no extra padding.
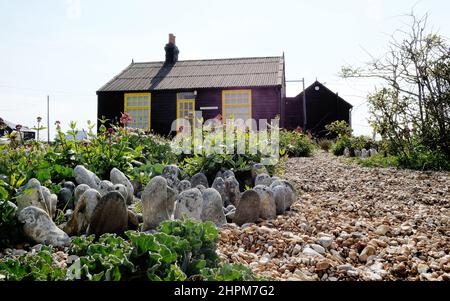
[132,56,283,65]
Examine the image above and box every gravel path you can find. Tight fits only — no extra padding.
[218,152,450,281]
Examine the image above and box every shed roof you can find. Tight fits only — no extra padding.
[98,56,284,92]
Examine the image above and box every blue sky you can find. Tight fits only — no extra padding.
[0,0,448,138]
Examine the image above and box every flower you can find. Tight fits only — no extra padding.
[55,121,61,130]
[120,112,132,126]
[178,126,184,133]
[215,114,223,121]
[15,124,22,131]
[107,128,115,135]
[37,117,42,123]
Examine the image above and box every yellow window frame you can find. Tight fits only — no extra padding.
[124,92,151,131]
[222,89,252,121]
[176,96,196,132]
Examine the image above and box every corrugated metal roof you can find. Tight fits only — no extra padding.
[98,56,284,92]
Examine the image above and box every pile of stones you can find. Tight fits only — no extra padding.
[13,164,296,248]
[344,148,378,159]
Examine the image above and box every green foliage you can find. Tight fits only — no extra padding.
[348,154,399,169]
[318,139,333,152]
[200,263,264,281]
[0,246,66,281]
[279,130,315,157]
[0,182,22,248]
[325,120,353,138]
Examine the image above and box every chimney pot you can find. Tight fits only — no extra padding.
[169,33,176,45]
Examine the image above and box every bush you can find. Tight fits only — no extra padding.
[318,139,333,152]
[280,130,315,158]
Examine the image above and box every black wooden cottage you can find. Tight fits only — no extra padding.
[285,81,353,137]
[97,34,352,136]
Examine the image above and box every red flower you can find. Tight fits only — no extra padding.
[120,112,132,126]
[16,124,23,130]
[178,126,184,133]
[107,128,115,135]
[215,114,223,121]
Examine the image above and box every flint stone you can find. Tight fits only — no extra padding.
[224,176,241,207]
[110,168,134,204]
[233,190,261,226]
[361,149,369,159]
[74,184,90,207]
[110,184,128,202]
[17,179,56,216]
[221,170,235,180]
[98,180,114,196]
[174,188,203,221]
[58,188,74,209]
[162,165,181,189]
[64,189,101,236]
[271,185,288,215]
[344,148,351,158]
[251,163,267,181]
[177,180,191,192]
[270,180,296,210]
[74,165,101,189]
[142,176,172,231]
[254,185,276,220]
[212,177,227,204]
[201,188,227,227]
[88,191,128,237]
[354,149,362,158]
[369,148,378,157]
[18,206,70,247]
[191,173,209,188]
[127,210,139,230]
[40,186,58,219]
[225,210,236,223]
[63,181,76,191]
[255,173,272,187]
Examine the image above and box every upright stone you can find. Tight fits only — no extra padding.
[142,176,171,231]
[74,184,90,207]
[174,188,203,221]
[255,173,272,187]
[201,188,227,227]
[88,191,128,237]
[233,190,261,226]
[212,177,227,205]
[191,173,209,188]
[74,165,101,189]
[64,189,101,236]
[254,185,276,220]
[110,168,134,204]
[224,176,241,207]
[177,180,191,192]
[251,163,267,180]
[162,165,180,190]
[98,180,114,196]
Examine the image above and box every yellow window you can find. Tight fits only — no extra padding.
[124,93,151,130]
[222,90,252,122]
[177,92,196,131]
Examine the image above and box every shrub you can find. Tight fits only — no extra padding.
[280,130,315,158]
[318,139,333,152]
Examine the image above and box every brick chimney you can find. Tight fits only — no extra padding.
[165,33,179,64]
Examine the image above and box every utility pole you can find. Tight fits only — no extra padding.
[47,95,50,143]
[302,78,307,131]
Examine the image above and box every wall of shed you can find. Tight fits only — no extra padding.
[97,86,282,136]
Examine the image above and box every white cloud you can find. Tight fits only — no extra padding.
[66,0,81,20]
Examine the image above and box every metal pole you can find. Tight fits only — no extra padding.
[302,78,307,131]
[47,95,50,143]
